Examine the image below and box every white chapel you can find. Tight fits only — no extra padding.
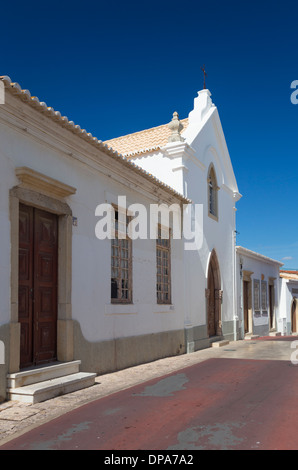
[0,76,290,404]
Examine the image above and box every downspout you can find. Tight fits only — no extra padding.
[239,257,244,339]
[232,204,238,341]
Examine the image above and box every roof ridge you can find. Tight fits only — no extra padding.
[104,117,188,143]
[0,75,191,204]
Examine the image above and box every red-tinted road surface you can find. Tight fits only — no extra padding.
[1,357,298,450]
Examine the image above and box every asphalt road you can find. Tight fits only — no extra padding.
[1,339,298,450]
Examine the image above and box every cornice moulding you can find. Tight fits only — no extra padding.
[236,246,284,267]
[15,167,77,200]
[162,141,205,171]
[0,105,190,207]
[0,77,190,205]
[221,183,242,201]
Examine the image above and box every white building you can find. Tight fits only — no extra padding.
[106,89,242,351]
[279,271,298,335]
[0,76,189,403]
[0,76,292,404]
[236,246,283,338]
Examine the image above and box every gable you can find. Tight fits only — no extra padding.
[104,88,241,202]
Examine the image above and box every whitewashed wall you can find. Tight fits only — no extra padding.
[279,278,298,334]
[236,248,282,337]
[0,91,187,397]
[0,126,186,339]
[127,90,240,347]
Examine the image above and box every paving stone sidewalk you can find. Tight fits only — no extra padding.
[0,338,294,446]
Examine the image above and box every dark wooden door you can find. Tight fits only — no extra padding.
[19,204,58,369]
[243,281,249,333]
[19,205,34,368]
[292,300,297,333]
[269,285,274,329]
[208,267,216,336]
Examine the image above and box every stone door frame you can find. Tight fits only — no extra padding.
[9,167,76,373]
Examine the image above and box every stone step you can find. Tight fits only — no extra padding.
[7,372,97,404]
[244,335,259,340]
[211,340,230,348]
[7,361,82,388]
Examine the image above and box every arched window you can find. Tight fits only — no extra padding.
[207,165,218,220]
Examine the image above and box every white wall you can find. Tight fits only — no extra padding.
[126,98,239,342]
[236,249,281,337]
[279,278,298,334]
[0,94,186,346]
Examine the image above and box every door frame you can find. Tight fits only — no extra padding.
[243,280,249,334]
[242,271,253,335]
[268,278,276,331]
[9,169,76,373]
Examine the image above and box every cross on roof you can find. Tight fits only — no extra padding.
[201,65,207,89]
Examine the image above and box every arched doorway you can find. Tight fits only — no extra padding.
[207,250,222,337]
[291,298,297,333]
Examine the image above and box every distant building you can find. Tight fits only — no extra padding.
[236,247,283,338]
[279,270,298,335]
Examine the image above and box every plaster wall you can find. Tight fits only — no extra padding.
[0,93,187,399]
[236,250,281,337]
[128,105,238,346]
[279,279,298,335]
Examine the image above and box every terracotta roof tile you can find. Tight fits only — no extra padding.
[280,270,298,280]
[104,118,189,157]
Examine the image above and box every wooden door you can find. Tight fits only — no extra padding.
[19,205,34,368]
[292,300,297,333]
[208,267,216,336]
[243,281,249,333]
[269,285,274,329]
[19,204,58,368]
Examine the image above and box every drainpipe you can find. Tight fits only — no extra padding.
[233,212,238,341]
[240,257,244,340]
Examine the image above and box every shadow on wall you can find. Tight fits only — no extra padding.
[73,320,185,375]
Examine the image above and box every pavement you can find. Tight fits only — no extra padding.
[0,335,297,449]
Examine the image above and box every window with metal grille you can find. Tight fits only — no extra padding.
[261,280,267,311]
[111,208,132,303]
[156,225,171,304]
[254,279,260,313]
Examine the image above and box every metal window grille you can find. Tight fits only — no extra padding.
[111,209,132,303]
[261,280,267,311]
[254,279,260,312]
[156,225,171,304]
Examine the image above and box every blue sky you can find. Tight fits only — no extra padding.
[1,0,298,267]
